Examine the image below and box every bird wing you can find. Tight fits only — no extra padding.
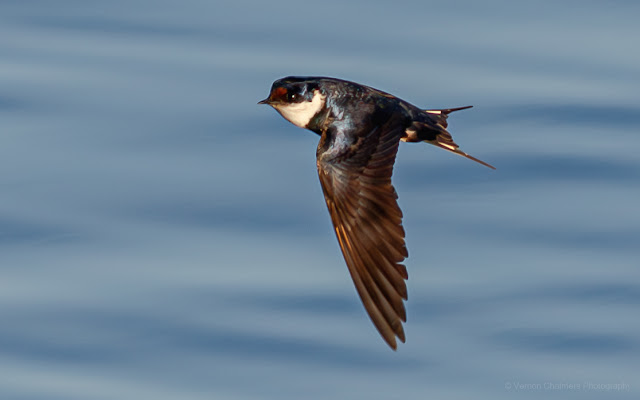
[316,118,409,349]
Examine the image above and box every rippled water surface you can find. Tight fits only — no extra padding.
[1,1,639,399]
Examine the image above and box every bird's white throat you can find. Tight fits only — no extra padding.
[274,90,326,128]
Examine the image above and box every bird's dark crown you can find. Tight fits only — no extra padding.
[259,77,322,105]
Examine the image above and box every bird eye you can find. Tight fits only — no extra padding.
[289,93,297,101]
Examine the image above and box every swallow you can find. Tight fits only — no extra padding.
[259,76,494,349]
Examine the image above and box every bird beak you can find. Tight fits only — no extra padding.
[258,98,271,105]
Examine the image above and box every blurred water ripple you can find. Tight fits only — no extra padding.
[1,0,639,399]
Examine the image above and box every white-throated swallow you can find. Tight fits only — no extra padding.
[259,76,494,349]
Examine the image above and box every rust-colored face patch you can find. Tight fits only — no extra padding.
[271,86,288,102]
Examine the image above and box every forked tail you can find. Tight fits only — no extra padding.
[425,105,473,115]
[431,140,496,170]
[422,105,496,169]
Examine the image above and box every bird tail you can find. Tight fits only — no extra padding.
[420,106,496,169]
[425,105,473,115]
[423,105,473,128]
[428,136,496,170]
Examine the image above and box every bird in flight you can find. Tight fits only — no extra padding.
[259,76,494,349]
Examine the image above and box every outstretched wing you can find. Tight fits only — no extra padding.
[316,118,409,349]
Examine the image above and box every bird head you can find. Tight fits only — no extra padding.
[259,77,326,128]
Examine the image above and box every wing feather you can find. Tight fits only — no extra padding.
[317,117,409,349]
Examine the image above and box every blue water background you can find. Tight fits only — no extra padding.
[1,1,639,399]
